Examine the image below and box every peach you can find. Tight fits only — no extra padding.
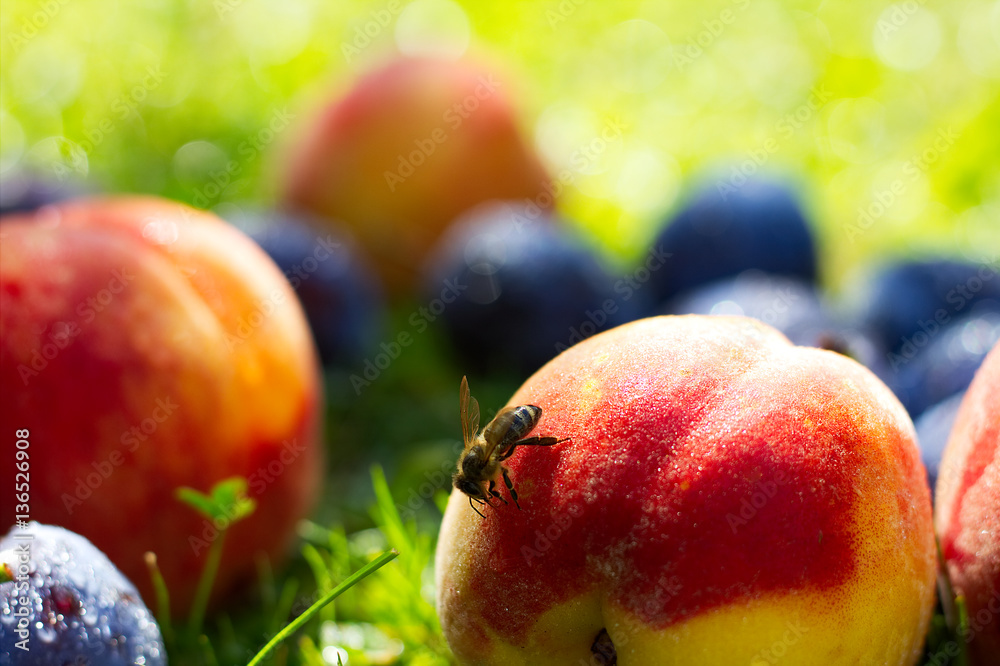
[282,56,553,294]
[436,315,936,665]
[936,340,1000,663]
[0,196,322,614]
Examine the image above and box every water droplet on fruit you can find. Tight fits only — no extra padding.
[35,621,57,643]
[142,218,179,246]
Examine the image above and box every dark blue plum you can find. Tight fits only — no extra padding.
[0,173,83,216]
[648,177,818,304]
[664,271,892,375]
[914,391,965,492]
[0,522,166,665]
[227,207,384,367]
[425,203,645,377]
[852,258,1000,354]
[885,311,1000,418]
[665,271,832,347]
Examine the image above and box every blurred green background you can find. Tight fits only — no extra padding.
[3,1,1000,663]
[3,0,999,288]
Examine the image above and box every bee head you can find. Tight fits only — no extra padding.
[454,475,486,500]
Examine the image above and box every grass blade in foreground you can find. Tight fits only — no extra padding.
[246,549,399,666]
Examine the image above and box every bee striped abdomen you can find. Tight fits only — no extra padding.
[484,405,542,449]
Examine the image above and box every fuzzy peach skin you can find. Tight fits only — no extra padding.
[936,340,1000,664]
[282,56,553,294]
[436,315,936,665]
[0,196,322,614]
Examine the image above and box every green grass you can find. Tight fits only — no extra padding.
[159,464,456,666]
[157,444,971,666]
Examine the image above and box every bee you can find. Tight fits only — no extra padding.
[453,376,569,518]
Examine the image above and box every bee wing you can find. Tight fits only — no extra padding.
[460,376,480,447]
[482,406,517,460]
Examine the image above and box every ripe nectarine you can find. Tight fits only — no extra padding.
[282,56,553,294]
[0,197,323,614]
[437,315,936,665]
[936,340,1000,664]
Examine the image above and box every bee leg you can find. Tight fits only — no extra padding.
[469,496,486,519]
[499,436,569,461]
[488,479,508,506]
[500,466,521,510]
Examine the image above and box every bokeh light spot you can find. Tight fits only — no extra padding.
[873,6,941,71]
[172,141,229,189]
[602,19,672,93]
[616,147,680,216]
[395,0,471,61]
[24,136,88,181]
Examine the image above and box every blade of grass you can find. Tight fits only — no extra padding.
[954,595,970,666]
[144,551,173,646]
[198,632,220,666]
[246,550,399,666]
[188,531,226,638]
[371,464,409,551]
[272,577,300,636]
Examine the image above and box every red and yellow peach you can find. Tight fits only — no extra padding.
[436,315,937,665]
[0,196,323,614]
[936,340,1000,664]
[282,56,553,294]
